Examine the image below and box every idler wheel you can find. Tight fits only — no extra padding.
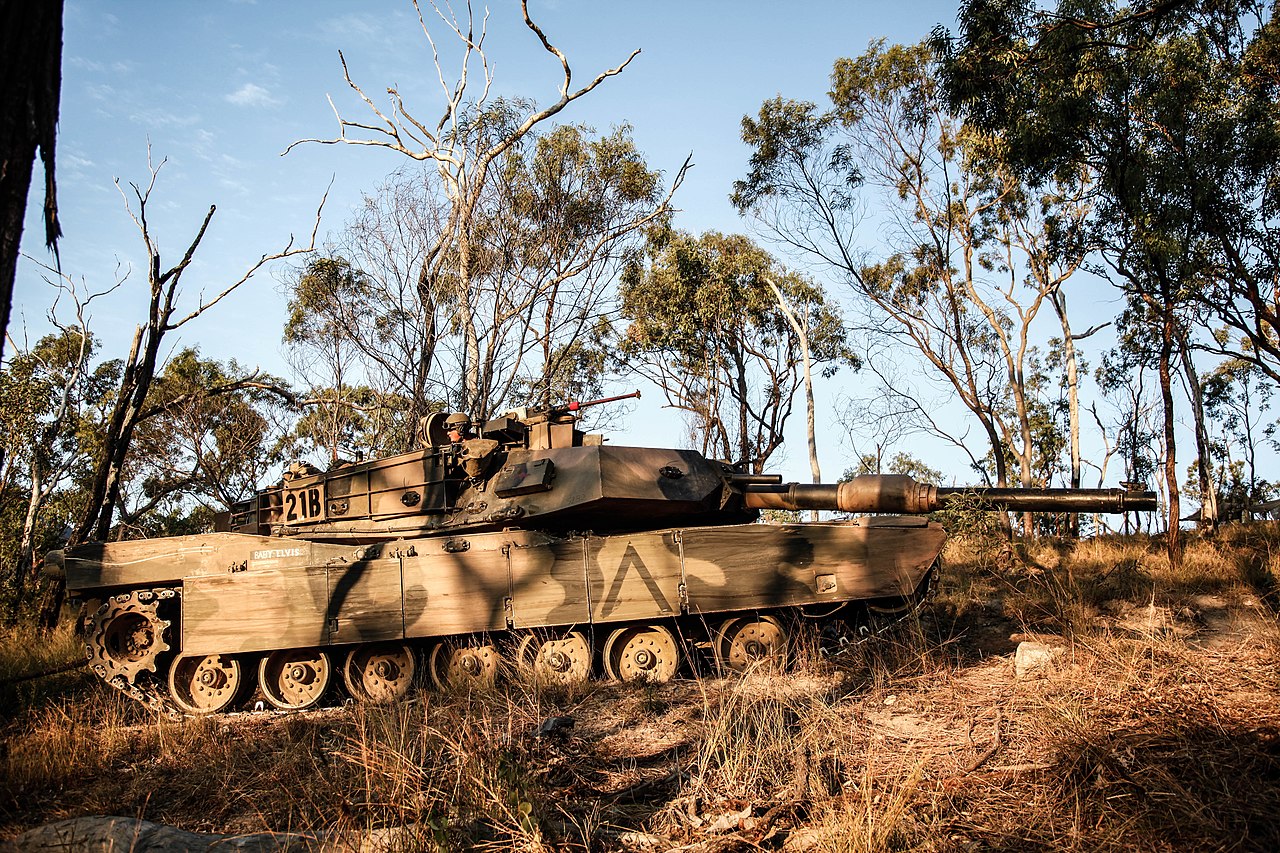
[86,591,172,685]
[515,631,591,686]
[259,648,333,711]
[428,638,501,691]
[603,624,679,683]
[168,653,247,715]
[715,615,789,674]
[344,643,417,704]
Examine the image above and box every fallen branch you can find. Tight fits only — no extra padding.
[0,656,87,688]
[963,707,1003,773]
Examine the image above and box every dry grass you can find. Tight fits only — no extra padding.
[2,530,1279,851]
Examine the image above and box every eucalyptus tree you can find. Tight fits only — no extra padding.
[0,326,114,615]
[287,119,674,441]
[617,230,851,473]
[935,0,1280,556]
[1202,352,1276,518]
[733,41,1091,528]
[283,256,406,459]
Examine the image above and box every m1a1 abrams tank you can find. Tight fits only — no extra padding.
[46,392,1156,715]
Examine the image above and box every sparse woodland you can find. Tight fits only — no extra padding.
[2,1,1280,850]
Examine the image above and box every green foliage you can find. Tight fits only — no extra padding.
[118,348,295,530]
[932,491,1009,559]
[284,257,372,347]
[618,230,852,470]
[0,330,119,614]
[1197,353,1277,518]
[290,385,416,463]
[841,451,943,484]
[938,1,1280,380]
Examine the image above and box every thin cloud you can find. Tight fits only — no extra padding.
[225,82,281,108]
[317,13,382,40]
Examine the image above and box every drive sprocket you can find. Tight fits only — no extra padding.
[86,589,175,686]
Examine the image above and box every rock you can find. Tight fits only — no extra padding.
[1014,641,1062,679]
[6,816,319,852]
[532,715,575,738]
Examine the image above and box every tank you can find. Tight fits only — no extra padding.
[46,393,1157,715]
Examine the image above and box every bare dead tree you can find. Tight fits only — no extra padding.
[73,154,325,546]
[286,0,683,422]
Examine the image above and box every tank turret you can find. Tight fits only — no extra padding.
[50,392,1157,716]
[221,394,1155,543]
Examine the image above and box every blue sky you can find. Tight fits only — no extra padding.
[13,1,979,482]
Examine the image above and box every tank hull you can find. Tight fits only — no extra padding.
[62,517,943,713]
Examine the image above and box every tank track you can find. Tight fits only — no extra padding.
[104,670,184,720]
[81,569,937,718]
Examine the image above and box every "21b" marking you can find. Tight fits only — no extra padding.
[284,487,324,523]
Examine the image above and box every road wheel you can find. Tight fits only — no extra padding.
[603,624,679,683]
[428,638,501,691]
[715,614,789,674]
[515,631,591,686]
[168,653,247,714]
[259,648,333,710]
[344,643,417,704]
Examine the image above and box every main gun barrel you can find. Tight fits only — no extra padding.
[741,474,1157,515]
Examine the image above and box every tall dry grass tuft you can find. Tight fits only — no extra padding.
[2,689,143,795]
[327,687,581,850]
[799,760,927,853]
[1021,632,1280,850]
[1216,523,1280,603]
[0,620,95,719]
[691,679,805,800]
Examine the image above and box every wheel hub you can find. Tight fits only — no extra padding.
[461,654,482,675]
[197,666,226,689]
[632,649,655,669]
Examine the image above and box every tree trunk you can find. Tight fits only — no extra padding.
[1051,289,1082,537]
[0,1,62,356]
[769,281,821,519]
[1158,304,1183,567]
[11,469,43,621]
[1177,340,1218,531]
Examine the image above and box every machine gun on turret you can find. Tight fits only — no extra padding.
[477,390,642,451]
